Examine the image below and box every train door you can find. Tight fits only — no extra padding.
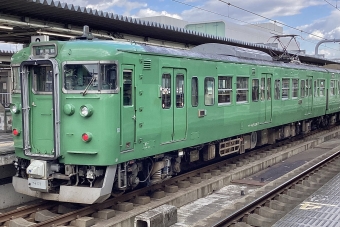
[160,67,187,143]
[306,76,313,115]
[120,65,136,152]
[260,74,272,123]
[20,60,60,159]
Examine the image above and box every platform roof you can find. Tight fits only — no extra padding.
[0,0,338,66]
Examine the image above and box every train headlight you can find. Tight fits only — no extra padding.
[10,103,20,114]
[80,104,93,117]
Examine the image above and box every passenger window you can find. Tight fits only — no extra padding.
[274,80,280,100]
[33,66,53,93]
[176,74,184,108]
[191,77,198,107]
[282,78,290,99]
[252,79,259,102]
[319,79,325,96]
[267,78,271,100]
[292,79,298,99]
[260,78,265,101]
[204,77,215,106]
[101,64,117,90]
[300,80,305,98]
[162,74,171,109]
[218,76,232,104]
[236,77,249,103]
[123,70,132,106]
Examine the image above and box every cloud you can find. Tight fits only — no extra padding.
[134,8,182,19]
[180,0,326,23]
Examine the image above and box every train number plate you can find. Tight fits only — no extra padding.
[28,178,48,192]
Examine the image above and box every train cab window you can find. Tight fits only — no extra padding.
[204,77,215,106]
[319,79,325,96]
[236,77,249,103]
[32,66,53,93]
[292,79,298,99]
[162,74,171,109]
[12,66,21,92]
[267,78,271,100]
[218,76,232,104]
[191,77,198,107]
[300,80,306,98]
[176,74,184,108]
[64,64,99,91]
[260,78,265,101]
[252,79,259,102]
[101,64,117,90]
[123,71,133,106]
[282,78,290,100]
[274,79,280,100]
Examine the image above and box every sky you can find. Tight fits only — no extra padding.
[4,0,340,59]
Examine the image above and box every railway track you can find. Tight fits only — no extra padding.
[1,126,339,227]
[211,146,340,227]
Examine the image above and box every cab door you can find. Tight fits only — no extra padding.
[160,68,187,143]
[20,59,60,159]
[120,65,136,152]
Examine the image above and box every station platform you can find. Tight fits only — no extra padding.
[0,133,14,166]
[273,171,340,226]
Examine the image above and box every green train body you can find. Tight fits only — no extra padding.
[10,39,340,203]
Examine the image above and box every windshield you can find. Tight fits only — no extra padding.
[64,63,117,92]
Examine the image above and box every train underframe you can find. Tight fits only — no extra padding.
[13,113,339,204]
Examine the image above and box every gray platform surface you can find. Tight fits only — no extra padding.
[0,133,14,166]
[274,172,340,227]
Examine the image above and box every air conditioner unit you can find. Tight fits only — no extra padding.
[31,35,49,43]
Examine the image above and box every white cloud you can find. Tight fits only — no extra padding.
[134,8,182,19]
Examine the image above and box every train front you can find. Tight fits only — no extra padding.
[10,40,133,204]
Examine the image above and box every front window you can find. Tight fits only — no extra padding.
[64,63,117,92]
[218,76,232,104]
[282,78,290,99]
[292,79,298,99]
[237,77,249,103]
[33,66,53,93]
[12,66,21,92]
[204,77,215,106]
[319,79,325,96]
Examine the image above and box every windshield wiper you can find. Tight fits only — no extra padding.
[82,76,96,96]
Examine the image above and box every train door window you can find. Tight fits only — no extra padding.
[204,77,215,106]
[314,80,318,97]
[101,64,117,91]
[292,79,298,99]
[176,74,184,108]
[32,66,53,93]
[338,80,340,95]
[218,76,232,104]
[236,77,249,103]
[123,70,132,106]
[267,78,271,100]
[300,80,306,98]
[12,66,21,92]
[162,74,171,109]
[274,79,280,100]
[306,79,311,96]
[330,80,335,96]
[282,78,290,100]
[260,78,265,101]
[191,77,198,107]
[252,79,259,102]
[319,79,325,96]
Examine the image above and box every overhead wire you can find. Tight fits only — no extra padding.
[324,0,340,11]
[172,0,340,53]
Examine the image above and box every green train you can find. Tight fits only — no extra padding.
[10,32,340,203]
